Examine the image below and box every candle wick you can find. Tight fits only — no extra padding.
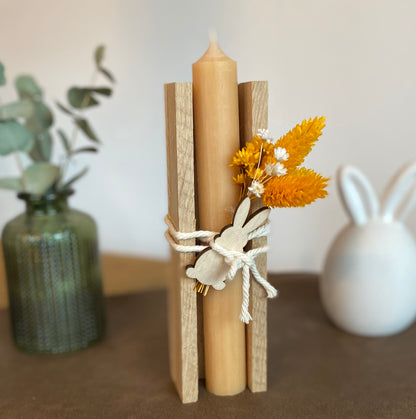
[209,29,218,45]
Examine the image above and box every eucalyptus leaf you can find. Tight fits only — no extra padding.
[98,66,115,83]
[61,167,89,190]
[71,147,98,155]
[0,100,34,120]
[68,87,99,109]
[15,75,42,99]
[91,87,111,96]
[29,131,53,162]
[0,177,23,191]
[57,129,71,153]
[95,45,105,66]
[55,101,74,116]
[0,62,5,86]
[25,101,54,135]
[38,131,52,161]
[0,120,34,155]
[24,162,60,195]
[74,118,99,142]
[67,87,111,109]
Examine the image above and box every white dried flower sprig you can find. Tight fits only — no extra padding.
[273,162,287,177]
[274,147,289,162]
[264,161,287,177]
[246,138,290,199]
[264,163,275,176]
[248,180,265,198]
[257,129,273,143]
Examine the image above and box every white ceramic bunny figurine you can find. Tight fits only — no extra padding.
[320,162,416,336]
[186,196,270,291]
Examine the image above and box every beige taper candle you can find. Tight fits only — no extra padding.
[192,40,246,396]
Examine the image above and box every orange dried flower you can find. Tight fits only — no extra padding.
[262,168,329,208]
[275,116,326,170]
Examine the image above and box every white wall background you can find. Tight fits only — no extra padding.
[1,0,415,273]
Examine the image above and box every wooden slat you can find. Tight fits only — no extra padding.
[164,82,199,403]
[238,81,269,392]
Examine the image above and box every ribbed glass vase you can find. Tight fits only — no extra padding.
[1,190,105,354]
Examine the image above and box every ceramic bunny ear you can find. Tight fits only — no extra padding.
[337,165,379,226]
[381,162,416,222]
[232,196,251,228]
[243,207,270,234]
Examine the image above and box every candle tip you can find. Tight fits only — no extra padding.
[194,30,229,61]
[208,29,218,45]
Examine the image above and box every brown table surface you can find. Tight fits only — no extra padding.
[1,274,415,418]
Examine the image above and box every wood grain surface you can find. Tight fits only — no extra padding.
[238,81,269,392]
[164,82,199,403]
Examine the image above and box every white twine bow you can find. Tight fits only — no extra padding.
[164,215,278,323]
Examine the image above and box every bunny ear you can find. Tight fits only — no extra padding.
[232,196,251,228]
[243,207,270,234]
[337,165,379,226]
[381,162,416,222]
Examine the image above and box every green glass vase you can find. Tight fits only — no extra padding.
[1,190,105,354]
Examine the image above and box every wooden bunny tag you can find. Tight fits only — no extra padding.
[186,196,270,292]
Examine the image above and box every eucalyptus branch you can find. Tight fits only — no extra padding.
[69,69,99,150]
[14,152,27,191]
[0,46,113,196]
[59,69,99,187]
[0,96,27,191]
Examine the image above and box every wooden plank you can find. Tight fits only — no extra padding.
[0,248,168,310]
[164,82,199,403]
[238,81,269,393]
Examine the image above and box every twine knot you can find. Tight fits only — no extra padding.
[209,239,277,322]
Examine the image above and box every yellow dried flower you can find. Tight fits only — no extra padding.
[231,136,275,170]
[256,136,275,157]
[261,153,277,168]
[247,167,264,180]
[275,116,325,170]
[231,148,258,168]
[233,172,247,185]
[262,168,329,208]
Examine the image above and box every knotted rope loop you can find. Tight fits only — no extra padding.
[164,215,216,253]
